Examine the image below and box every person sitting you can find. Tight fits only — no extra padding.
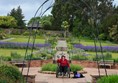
[73,71,84,78]
[57,55,70,76]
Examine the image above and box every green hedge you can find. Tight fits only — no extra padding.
[70,64,83,72]
[41,63,83,72]
[0,64,25,83]
[41,63,57,72]
[97,75,118,83]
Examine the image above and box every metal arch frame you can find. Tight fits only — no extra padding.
[21,0,54,83]
[79,0,108,77]
[21,0,108,82]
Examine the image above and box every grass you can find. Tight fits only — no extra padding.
[6,37,45,44]
[0,48,38,56]
[87,52,118,59]
[72,37,118,46]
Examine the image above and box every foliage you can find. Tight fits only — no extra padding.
[109,24,118,43]
[70,64,83,72]
[28,15,53,30]
[98,33,106,40]
[71,55,88,60]
[41,63,83,72]
[0,32,7,39]
[8,6,26,28]
[0,55,11,61]
[11,52,23,60]
[97,75,118,83]
[26,48,55,60]
[28,17,40,25]
[51,0,114,32]
[114,58,118,63]
[101,14,118,40]
[0,16,17,28]
[93,52,112,61]
[41,63,57,72]
[41,15,52,30]
[61,21,69,30]
[48,37,57,48]
[0,64,25,83]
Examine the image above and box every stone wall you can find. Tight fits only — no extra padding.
[29,60,118,69]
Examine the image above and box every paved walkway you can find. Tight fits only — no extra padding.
[54,40,69,60]
[0,38,14,42]
[20,67,118,83]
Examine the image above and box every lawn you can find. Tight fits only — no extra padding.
[7,37,45,44]
[80,40,118,46]
[87,52,118,59]
[72,37,118,46]
[0,48,38,56]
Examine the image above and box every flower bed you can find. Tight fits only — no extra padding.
[0,41,51,49]
[74,44,118,52]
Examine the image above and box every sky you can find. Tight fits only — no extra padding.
[0,0,118,23]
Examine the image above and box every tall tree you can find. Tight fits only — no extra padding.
[51,0,114,36]
[8,6,26,28]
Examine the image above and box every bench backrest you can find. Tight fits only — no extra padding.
[99,60,114,64]
[11,59,27,63]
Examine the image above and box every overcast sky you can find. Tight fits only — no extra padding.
[0,0,118,23]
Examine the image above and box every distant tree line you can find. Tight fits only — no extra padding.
[0,6,26,29]
[0,1,118,42]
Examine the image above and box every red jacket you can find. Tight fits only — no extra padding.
[57,59,69,67]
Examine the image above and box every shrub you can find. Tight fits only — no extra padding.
[11,52,23,60]
[41,63,57,72]
[41,63,83,72]
[0,64,25,83]
[114,58,118,63]
[70,64,83,72]
[99,33,106,40]
[93,52,112,61]
[0,55,11,61]
[97,75,118,83]
[0,32,7,39]
[71,55,88,60]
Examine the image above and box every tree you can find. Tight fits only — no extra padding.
[28,15,53,30]
[51,0,114,37]
[0,16,17,28]
[8,6,26,28]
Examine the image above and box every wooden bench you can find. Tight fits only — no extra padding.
[23,74,36,83]
[99,60,115,69]
[10,60,27,67]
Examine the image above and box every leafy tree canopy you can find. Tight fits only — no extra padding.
[8,6,26,29]
[0,16,17,28]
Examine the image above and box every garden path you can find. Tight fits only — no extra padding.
[0,38,14,42]
[54,40,69,60]
[20,67,118,83]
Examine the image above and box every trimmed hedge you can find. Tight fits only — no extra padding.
[41,63,83,72]
[0,64,25,83]
[97,75,118,83]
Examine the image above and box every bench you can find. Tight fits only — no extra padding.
[98,60,115,69]
[23,74,36,83]
[10,60,27,67]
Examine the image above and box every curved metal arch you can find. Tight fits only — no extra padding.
[21,0,54,83]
